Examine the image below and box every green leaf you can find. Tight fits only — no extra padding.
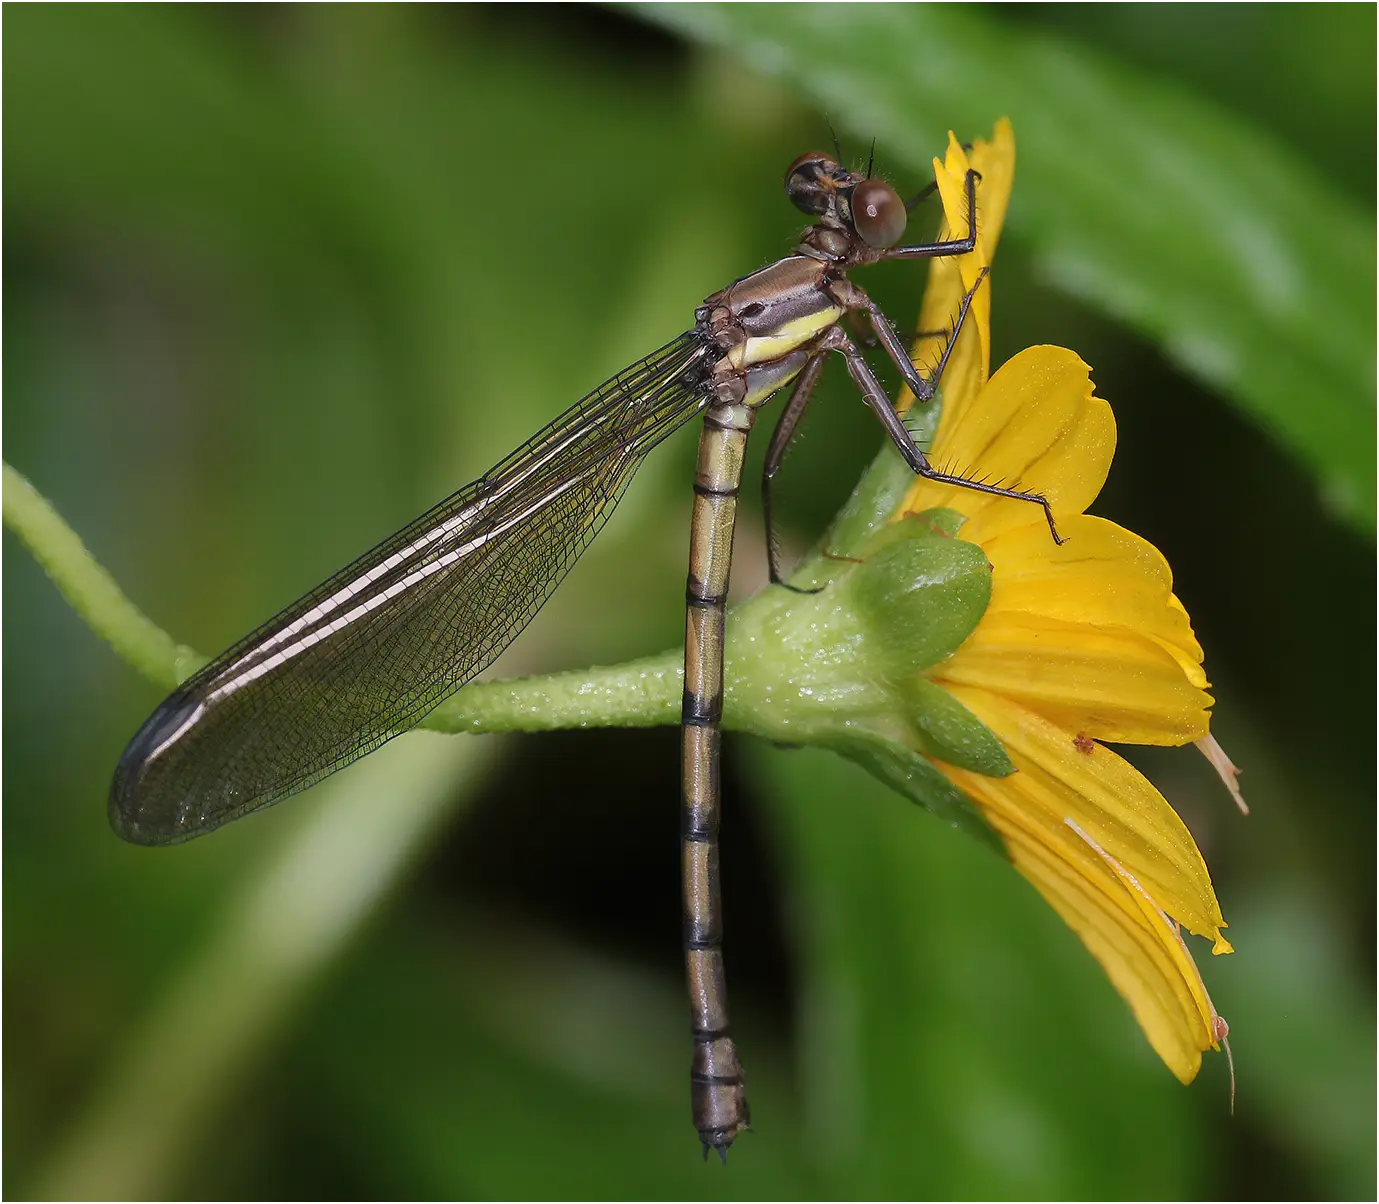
[1221,890,1378,1200]
[640,4,1376,531]
[306,917,811,1198]
[30,734,496,1200]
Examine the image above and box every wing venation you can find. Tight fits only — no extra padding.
[112,333,714,843]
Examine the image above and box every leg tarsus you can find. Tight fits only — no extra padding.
[909,463,1066,548]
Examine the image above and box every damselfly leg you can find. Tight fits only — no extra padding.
[762,350,830,592]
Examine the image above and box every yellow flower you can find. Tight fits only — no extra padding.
[901,123,1234,1084]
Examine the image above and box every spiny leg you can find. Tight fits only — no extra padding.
[847,312,947,351]
[683,403,753,1158]
[766,273,998,591]
[819,324,1065,543]
[840,267,984,407]
[762,350,829,593]
[852,159,985,395]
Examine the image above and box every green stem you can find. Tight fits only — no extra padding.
[3,462,202,687]
[4,439,909,741]
[3,456,853,739]
[426,649,682,733]
[2,457,681,729]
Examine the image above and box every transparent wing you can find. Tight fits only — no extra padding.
[112,333,715,844]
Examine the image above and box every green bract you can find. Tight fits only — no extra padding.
[844,509,988,675]
[716,508,1009,846]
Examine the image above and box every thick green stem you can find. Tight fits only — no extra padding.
[426,650,683,733]
[3,458,682,731]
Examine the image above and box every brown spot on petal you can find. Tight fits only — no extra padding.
[1073,732,1096,755]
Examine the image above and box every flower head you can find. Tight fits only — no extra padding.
[725,121,1235,1087]
[898,123,1233,1083]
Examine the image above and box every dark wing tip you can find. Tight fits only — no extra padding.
[109,688,204,846]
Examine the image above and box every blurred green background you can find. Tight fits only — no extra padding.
[4,5,1374,1199]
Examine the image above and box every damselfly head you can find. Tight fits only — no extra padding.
[785,152,907,250]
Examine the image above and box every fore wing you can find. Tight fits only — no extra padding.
[111,333,714,844]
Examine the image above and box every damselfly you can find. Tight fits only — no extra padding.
[111,144,1058,1159]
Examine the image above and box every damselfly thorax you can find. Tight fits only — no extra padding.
[110,146,1059,1161]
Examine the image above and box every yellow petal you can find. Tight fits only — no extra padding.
[902,347,1115,534]
[964,117,1015,264]
[935,612,1212,744]
[1155,595,1208,688]
[984,515,1171,621]
[905,121,1015,424]
[931,141,991,382]
[935,684,1228,943]
[960,791,1220,1082]
[980,515,1209,694]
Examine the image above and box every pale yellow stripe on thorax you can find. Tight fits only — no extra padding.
[725,306,843,371]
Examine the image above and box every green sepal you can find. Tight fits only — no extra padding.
[844,515,991,674]
[902,678,1015,776]
[824,727,1005,856]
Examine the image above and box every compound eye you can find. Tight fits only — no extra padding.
[785,151,833,215]
[851,179,907,248]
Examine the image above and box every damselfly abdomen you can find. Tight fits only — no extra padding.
[111,145,1057,1159]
